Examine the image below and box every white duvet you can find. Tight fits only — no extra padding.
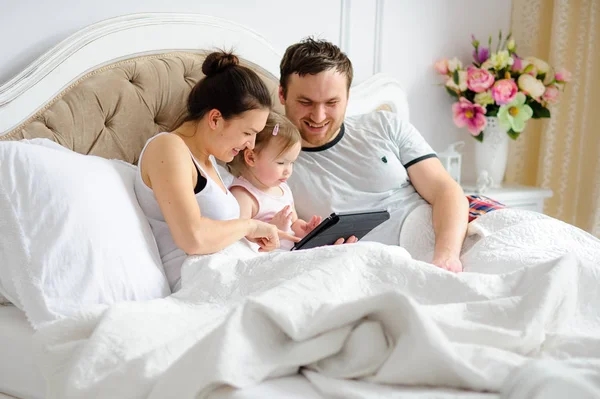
[34,208,600,399]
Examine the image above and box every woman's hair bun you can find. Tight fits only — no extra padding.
[202,51,240,77]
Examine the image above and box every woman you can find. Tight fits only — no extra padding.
[135,51,298,292]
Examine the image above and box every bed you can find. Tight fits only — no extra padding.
[1,13,600,399]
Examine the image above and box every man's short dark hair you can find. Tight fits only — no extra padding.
[279,37,353,98]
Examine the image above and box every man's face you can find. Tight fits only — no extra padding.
[279,69,349,147]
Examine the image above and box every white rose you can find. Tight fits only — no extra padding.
[507,39,516,52]
[525,56,550,74]
[481,59,494,70]
[490,50,514,70]
[474,90,494,106]
[445,70,468,92]
[518,74,546,98]
[447,57,463,73]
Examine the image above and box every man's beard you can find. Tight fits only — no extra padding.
[300,120,342,147]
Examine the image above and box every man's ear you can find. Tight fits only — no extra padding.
[207,109,222,130]
[278,86,285,105]
[244,149,256,166]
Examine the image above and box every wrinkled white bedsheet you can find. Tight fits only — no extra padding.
[34,208,600,399]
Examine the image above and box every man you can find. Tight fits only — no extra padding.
[280,38,469,272]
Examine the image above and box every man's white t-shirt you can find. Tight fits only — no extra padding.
[288,111,436,246]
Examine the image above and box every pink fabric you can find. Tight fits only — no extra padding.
[230,177,296,250]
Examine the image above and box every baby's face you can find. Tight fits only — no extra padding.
[252,140,301,188]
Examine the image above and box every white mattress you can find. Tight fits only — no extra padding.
[0,305,45,399]
[0,305,323,399]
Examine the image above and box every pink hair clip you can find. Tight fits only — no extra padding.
[272,123,279,136]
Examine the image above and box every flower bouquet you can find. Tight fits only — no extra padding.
[434,31,570,141]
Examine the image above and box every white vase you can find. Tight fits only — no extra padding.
[474,116,509,192]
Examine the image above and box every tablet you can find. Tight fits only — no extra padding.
[290,210,390,251]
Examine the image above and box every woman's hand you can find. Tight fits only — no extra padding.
[246,220,300,252]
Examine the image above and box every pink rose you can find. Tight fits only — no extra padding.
[466,66,495,93]
[542,85,560,104]
[434,58,449,75]
[555,68,572,83]
[452,97,487,136]
[491,79,518,105]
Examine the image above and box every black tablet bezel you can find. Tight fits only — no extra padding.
[290,209,390,251]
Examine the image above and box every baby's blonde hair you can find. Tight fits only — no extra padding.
[228,111,301,177]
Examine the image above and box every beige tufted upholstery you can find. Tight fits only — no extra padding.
[1,52,282,164]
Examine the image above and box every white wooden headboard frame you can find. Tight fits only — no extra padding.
[0,13,409,135]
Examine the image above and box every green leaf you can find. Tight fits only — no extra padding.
[465,90,476,102]
[496,30,502,52]
[486,106,499,117]
[453,69,459,85]
[502,31,512,50]
[445,86,459,98]
[507,129,520,140]
[539,107,551,118]
[529,101,551,118]
[474,132,484,142]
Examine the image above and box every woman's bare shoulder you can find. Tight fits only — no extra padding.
[144,133,189,158]
[141,134,193,187]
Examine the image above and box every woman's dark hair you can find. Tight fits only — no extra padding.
[185,50,272,122]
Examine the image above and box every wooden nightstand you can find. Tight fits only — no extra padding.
[461,183,553,213]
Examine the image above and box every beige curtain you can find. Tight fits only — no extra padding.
[507,0,600,237]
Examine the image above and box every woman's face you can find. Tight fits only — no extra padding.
[211,108,270,162]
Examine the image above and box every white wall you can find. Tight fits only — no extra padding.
[0,0,511,182]
[378,0,512,182]
[0,0,342,83]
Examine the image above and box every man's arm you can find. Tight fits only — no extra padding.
[407,157,469,272]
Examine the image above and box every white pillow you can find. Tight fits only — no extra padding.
[21,138,72,151]
[0,140,171,328]
[0,139,69,305]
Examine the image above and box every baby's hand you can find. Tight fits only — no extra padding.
[295,215,322,238]
[304,215,322,233]
[270,205,293,231]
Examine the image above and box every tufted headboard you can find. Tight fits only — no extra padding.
[0,13,409,164]
[1,52,281,163]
